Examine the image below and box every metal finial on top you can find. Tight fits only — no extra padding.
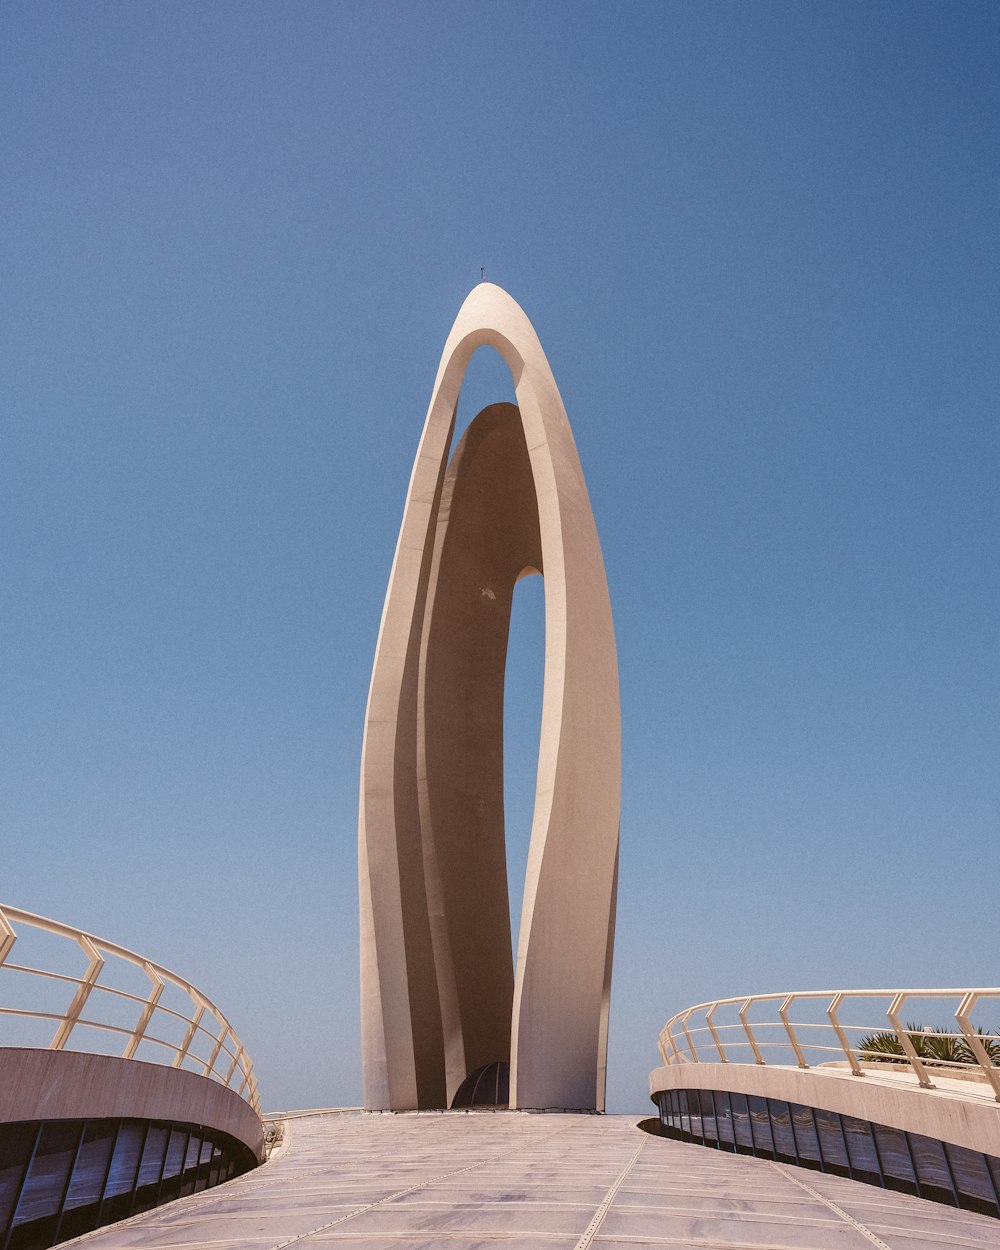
[480,266,485,283]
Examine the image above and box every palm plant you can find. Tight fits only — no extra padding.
[918,1029,966,1065]
[855,1023,1000,1068]
[855,1030,905,1062]
[957,1026,1000,1066]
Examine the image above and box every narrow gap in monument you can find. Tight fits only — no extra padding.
[454,346,517,444]
[503,573,545,968]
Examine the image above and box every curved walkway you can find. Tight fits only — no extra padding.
[65,1111,999,1249]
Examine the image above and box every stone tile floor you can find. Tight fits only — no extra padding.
[65,1111,1000,1249]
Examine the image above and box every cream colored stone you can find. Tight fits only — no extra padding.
[0,1047,264,1160]
[359,284,621,1111]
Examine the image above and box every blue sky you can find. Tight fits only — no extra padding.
[2,1,997,1113]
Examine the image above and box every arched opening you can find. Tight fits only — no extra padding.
[503,570,545,953]
[454,346,517,444]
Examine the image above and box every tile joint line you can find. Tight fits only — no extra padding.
[770,1160,896,1250]
[572,1136,647,1250]
[268,1119,581,1249]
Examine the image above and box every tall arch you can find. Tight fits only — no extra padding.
[359,283,620,1111]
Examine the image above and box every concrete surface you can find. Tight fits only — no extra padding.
[64,1110,999,1249]
[0,1047,265,1160]
[360,283,620,1112]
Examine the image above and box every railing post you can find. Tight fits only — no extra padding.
[51,934,104,1051]
[779,994,808,1069]
[706,1003,728,1062]
[739,998,764,1065]
[827,993,863,1076]
[955,991,1000,1103]
[173,1000,207,1068]
[223,1047,243,1086]
[679,1008,700,1062]
[122,963,164,1059]
[0,907,16,968]
[203,1026,229,1079]
[887,992,934,1089]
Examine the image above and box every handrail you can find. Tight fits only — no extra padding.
[658,987,1000,1104]
[0,903,259,1114]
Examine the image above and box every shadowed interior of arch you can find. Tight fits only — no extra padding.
[420,400,544,1101]
[454,348,540,962]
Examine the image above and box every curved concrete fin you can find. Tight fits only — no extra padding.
[359,284,621,1111]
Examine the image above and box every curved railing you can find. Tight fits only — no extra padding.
[659,988,1000,1103]
[0,904,259,1113]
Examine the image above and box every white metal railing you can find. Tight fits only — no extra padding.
[262,1107,362,1119]
[0,904,259,1113]
[659,988,1000,1104]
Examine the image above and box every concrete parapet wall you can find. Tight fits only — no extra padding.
[0,1047,264,1161]
[649,1061,1000,1159]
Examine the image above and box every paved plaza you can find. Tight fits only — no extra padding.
[65,1110,999,1249]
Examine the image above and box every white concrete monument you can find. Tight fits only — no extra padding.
[359,284,620,1111]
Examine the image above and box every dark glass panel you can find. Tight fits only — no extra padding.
[747,1096,773,1156]
[645,1091,1000,1223]
[813,1108,849,1175]
[450,1062,510,1108]
[163,1126,188,1179]
[713,1091,735,1147]
[908,1133,957,1206]
[132,1125,169,1214]
[158,1128,189,1203]
[677,1090,690,1136]
[178,1135,202,1198]
[194,1137,213,1193]
[730,1092,753,1152]
[61,1120,116,1213]
[137,1125,169,1189]
[871,1123,918,1196]
[687,1090,703,1141]
[944,1143,999,1218]
[101,1121,147,1224]
[988,1154,1000,1208]
[13,1121,80,1225]
[183,1133,202,1170]
[1,1117,254,1250]
[52,1119,117,1246]
[0,1122,37,1232]
[699,1090,717,1143]
[767,1099,797,1163]
[842,1116,880,1185]
[102,1122,145,1200]
[790,1103,821,1167]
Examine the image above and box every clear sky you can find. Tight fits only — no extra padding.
[2,2,997,1114]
